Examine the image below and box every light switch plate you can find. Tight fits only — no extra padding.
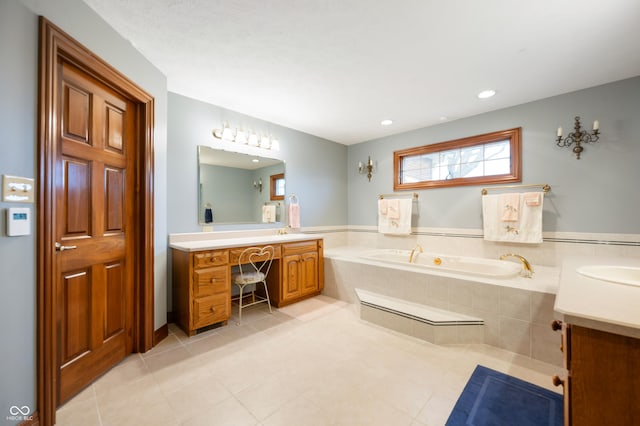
[2,175,34,203]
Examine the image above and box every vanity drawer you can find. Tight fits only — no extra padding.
[282,240,318,256]
[193,266,229,297]
[194,250,229,269]
[192,294,229,329]
[229,244,281,264]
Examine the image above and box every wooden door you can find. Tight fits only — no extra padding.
[55,61,135,404]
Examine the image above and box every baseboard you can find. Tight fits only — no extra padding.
[153,323,168,346]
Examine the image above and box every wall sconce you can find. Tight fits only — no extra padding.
[253,177,262,192]
[556,116,600,159]
[358,156,374,181]
[212,124,280,151]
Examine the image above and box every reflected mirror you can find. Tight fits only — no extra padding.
[198,145,285,224]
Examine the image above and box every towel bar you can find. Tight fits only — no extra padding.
[481,183,550,196]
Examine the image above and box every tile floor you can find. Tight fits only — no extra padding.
[56,295,561,426]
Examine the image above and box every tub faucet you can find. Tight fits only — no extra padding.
[409,244,423,263]
[500,253,534,278]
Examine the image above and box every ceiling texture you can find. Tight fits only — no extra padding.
[82,0,640,145]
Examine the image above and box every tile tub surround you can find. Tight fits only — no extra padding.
[323,246,563,366]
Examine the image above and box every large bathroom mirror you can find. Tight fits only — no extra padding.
[198,145,285,225]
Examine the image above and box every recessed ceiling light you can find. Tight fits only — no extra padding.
[252,158,259,163]
[380,119,393,126]
[477,89,496,99]
[439,116,448,121]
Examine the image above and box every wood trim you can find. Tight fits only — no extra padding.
[153,323,169,346]
[270,173,284,200]
[393,127,522,191]
[37,17,155,426]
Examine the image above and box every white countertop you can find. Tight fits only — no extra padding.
[169,233,322,252]
[554,256,640,338]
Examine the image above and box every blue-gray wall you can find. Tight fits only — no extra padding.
[167,92,348,233]
[0,0,168,422]
[348,77,640,234]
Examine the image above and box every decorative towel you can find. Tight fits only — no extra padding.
[500,194,520,222]
[378,198,412,235]
[387,199,401,220]
[524,192,542,206]
[262,205,276,223]
[379,199,389,215]
[482,192,543,243]
[288,204,300,228]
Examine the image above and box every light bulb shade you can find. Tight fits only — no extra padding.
[221,126,235,141]
[248,132,259,146]
[235,129,247,144]
[260,135,271,149]
[270,138,280,151]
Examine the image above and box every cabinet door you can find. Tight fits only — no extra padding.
[282,254,302,302]
[569,325,640,426]
[300,251,319,296]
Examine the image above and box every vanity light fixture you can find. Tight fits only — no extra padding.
[212,125,280,151]
[253,177,263,192]
[358,156,374,182]
[556,116,600,160]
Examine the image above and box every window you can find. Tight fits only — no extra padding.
[270,173,285,200]
[394,128,521,190]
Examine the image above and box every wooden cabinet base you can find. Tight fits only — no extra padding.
[560,324,640,425]
[172,238,323,335]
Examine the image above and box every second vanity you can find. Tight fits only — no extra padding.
[553,256,640,426]
[170,232,324,336]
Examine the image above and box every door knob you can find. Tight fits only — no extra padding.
[55,242,78,252]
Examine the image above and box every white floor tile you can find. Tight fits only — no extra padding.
[56,295,560,426]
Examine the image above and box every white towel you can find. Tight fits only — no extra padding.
[262,205,276,223]
[288,204,300,228]
[378,198,412,235]
[482,192,543,243]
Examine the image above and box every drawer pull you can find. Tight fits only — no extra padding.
[210,278,216,283]
[551,320,563,331]
[552,375,564,387]
[210,307,216,313]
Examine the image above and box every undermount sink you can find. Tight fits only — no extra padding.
[576,265,640,287]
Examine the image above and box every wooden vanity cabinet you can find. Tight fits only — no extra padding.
[553,322,640,425]
[172,249,231,336]
[172,238,324,334]
[269,240,324,307]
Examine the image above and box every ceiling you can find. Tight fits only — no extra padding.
[82,0,640,145]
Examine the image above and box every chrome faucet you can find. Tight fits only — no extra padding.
[500,253,534,278]
[409,244,424,263]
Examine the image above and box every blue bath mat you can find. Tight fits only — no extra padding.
[446,365,563,426]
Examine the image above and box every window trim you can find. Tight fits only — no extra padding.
[270,173,285,200]
[393,127,522,191]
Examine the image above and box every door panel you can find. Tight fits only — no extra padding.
[60,270,92,366]
[55,61,135,404]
